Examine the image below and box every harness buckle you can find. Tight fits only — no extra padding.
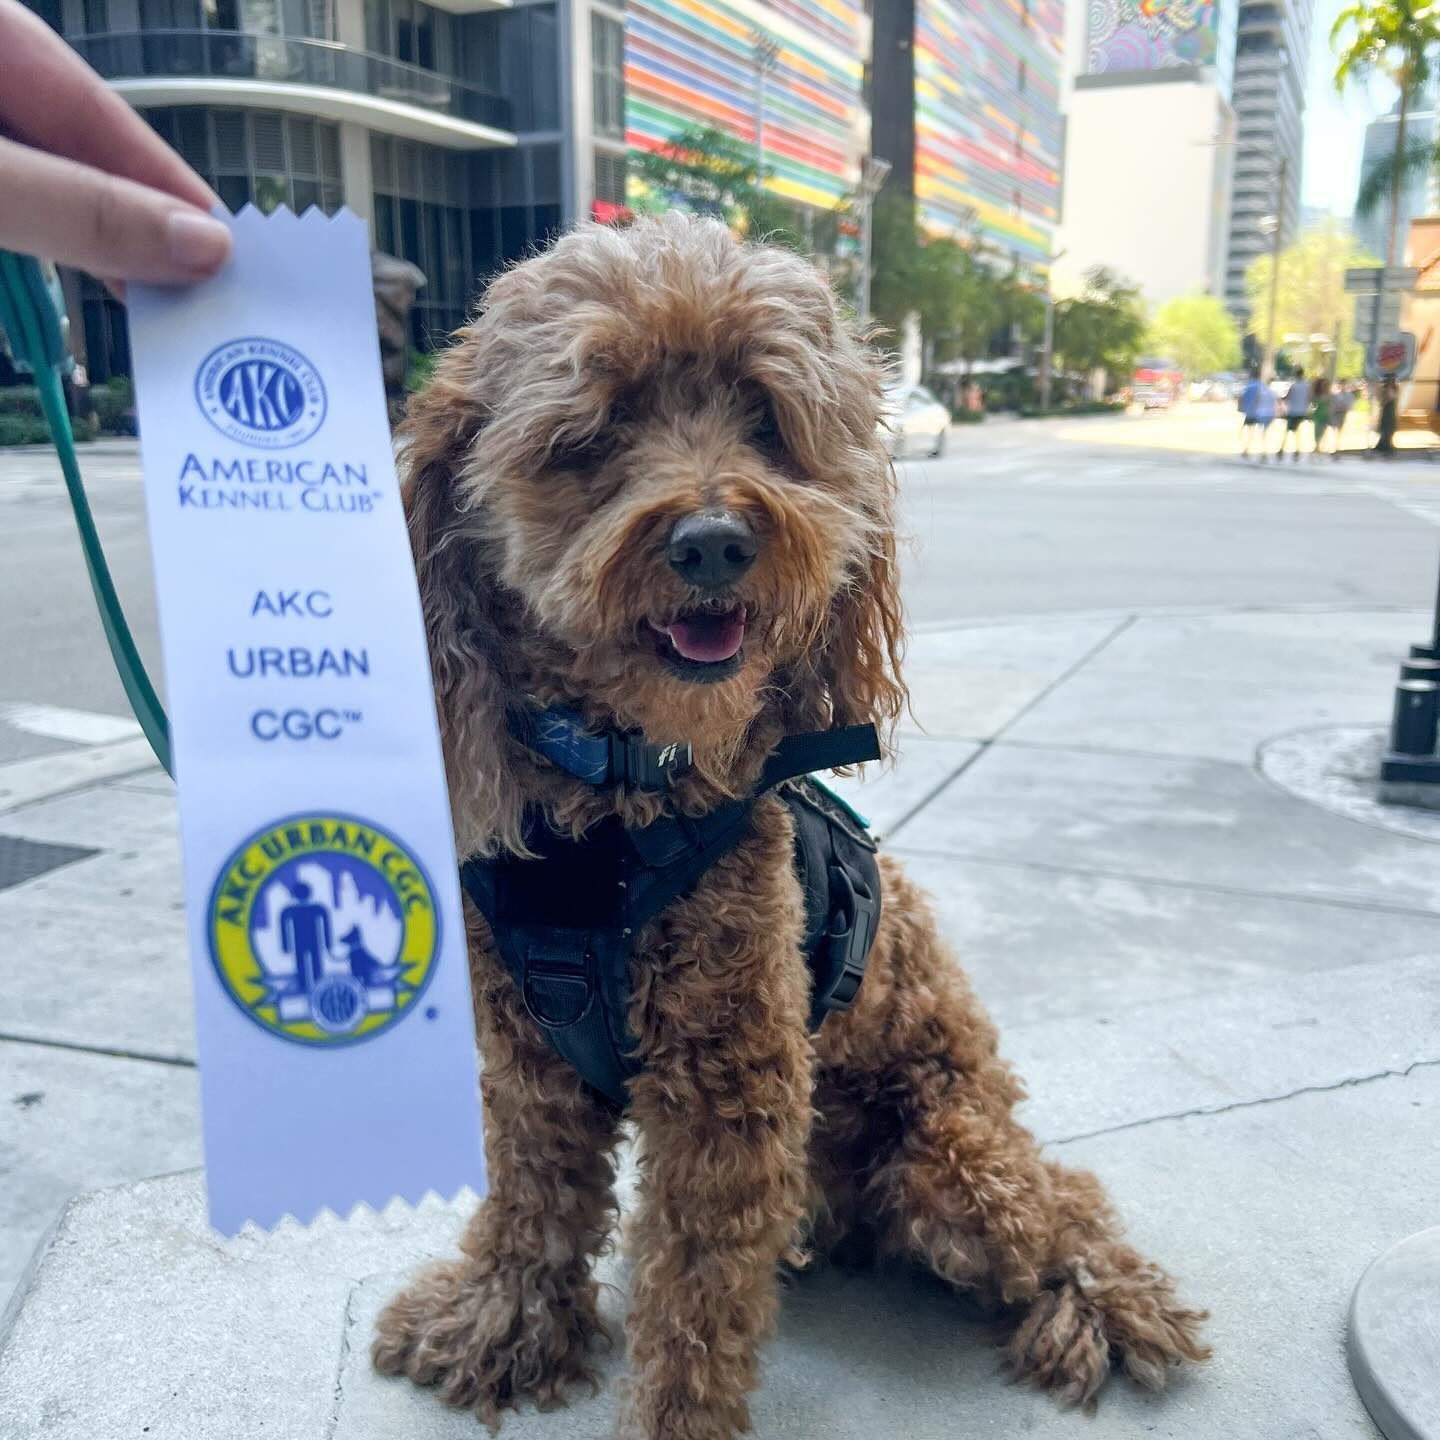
[521,932,595,1028]
[818,861,878,1012]
[611,732,693,790]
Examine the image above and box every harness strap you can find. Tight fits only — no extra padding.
[459,723,883,1107]
[510,705,694,790]
[759,724,882,791]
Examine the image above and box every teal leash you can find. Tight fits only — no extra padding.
[0,252,172,775]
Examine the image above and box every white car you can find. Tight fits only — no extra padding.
[881,384,951,458]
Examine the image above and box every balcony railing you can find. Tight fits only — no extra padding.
[74,30,512,131]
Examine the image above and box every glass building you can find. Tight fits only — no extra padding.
[21,0,631,380]
[1222,0,1315,321]
[871,0,1065,274]
[623,0,871,221]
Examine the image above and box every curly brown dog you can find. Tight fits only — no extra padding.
[371,212,1208,1438]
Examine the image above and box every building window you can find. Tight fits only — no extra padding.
[594,148,627,206]
[20,0,63,31]
[371,134,476,344]
[367,0,454,73]
[82,0,108,33]
[591,13,624,139]
[145,107,342,215]
[472,2,559,132]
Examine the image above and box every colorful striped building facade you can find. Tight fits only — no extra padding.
[624,0,871,215]
[913,0,1064,269]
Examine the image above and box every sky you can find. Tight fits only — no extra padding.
[1301,0,1398,216]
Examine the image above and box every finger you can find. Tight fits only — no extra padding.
[0,0,216,210]
[0,135,231,285]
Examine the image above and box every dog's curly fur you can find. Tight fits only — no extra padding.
[371,213,1208,1437]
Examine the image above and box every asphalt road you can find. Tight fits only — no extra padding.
[2,413,1439,764]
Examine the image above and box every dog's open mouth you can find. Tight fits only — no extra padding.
[648,603,747,682]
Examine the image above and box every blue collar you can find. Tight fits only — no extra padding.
[510,705,694,791]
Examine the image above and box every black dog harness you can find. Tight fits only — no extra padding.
[459,710,883,1106]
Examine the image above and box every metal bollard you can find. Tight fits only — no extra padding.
[1389,680,1440,757]
[1401,658,1440,683]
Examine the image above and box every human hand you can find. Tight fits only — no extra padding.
[0,0,231,288]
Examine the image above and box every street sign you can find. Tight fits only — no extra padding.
[1366,332,1418,381]
[1355,292,1403,343]
[1345,266,1422,293]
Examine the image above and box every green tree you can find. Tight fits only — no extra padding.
[1333,0,1440,263]
[1244,221,1379,375]
[1051,267,1148,390]
[868,192,924,338]
[868,196,1042,369]
[631,125,809,249]
[1147,293,1243,377]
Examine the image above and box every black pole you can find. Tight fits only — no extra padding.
[1433,547,1440,654]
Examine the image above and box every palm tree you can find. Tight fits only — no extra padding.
[1334,0,1440,264]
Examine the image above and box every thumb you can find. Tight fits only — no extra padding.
[0,134,231,285]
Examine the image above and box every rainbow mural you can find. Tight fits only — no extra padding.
[625,0,870,214]
[914,0,1064,270]
[1088,0,1220,74]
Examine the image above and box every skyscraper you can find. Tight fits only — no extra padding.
[1058,0,1238,305]
[1354,97,1439,265]
[1223,0,1315,322]
[871,0,1065,273]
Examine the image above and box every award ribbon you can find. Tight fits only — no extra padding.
[127,208,485,1234]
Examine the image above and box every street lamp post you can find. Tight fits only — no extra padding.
[1039,247,1067,413]
[1259,156,1288,382]
[855,156,892,325]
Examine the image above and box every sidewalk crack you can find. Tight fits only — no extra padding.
[325,1283,361,1439]
[887,614,1138,839]
[1047,1056,1440,1146]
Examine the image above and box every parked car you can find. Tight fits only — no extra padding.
[880,384,951,458]
[1133,385,1174,412]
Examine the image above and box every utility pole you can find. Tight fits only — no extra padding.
[1039,247,1066,412]
[751,31,780,182]
[855,156,892,325]
[1261,156,1288,383]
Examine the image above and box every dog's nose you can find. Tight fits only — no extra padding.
[666,511,757,589]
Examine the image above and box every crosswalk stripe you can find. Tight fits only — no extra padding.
[0,703,143,746]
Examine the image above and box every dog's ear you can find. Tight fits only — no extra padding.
[402,338,528,857]
[817,473,908,747]
[795,300,908,749]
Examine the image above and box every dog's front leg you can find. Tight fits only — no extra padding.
[619,806,813,1440]
[373,916,623,1424]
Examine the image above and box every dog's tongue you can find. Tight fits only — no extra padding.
[664,609,746,663]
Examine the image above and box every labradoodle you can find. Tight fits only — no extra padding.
[371,213,1208,1437]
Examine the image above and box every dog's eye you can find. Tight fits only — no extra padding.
[548,395,635,475]
[747,395,786,461]
[549,434,613,474]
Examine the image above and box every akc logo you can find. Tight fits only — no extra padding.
[207,814,439,1046]
[195,336,326,449]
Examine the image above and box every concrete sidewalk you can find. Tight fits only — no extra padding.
[3,603,1439,1437]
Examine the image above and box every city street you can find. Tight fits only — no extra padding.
[3,408,1437,764]
[5,411,1440,1435]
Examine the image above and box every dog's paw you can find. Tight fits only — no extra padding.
[1005,1259,1209,1409]
[372,1259,604,1424]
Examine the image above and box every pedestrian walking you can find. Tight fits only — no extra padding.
[1311,377,1333,459]
[1376,378,1399,456]
[1239,369,1277,460]
[1277,372,1311,461]
[1330,382,1355,459]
